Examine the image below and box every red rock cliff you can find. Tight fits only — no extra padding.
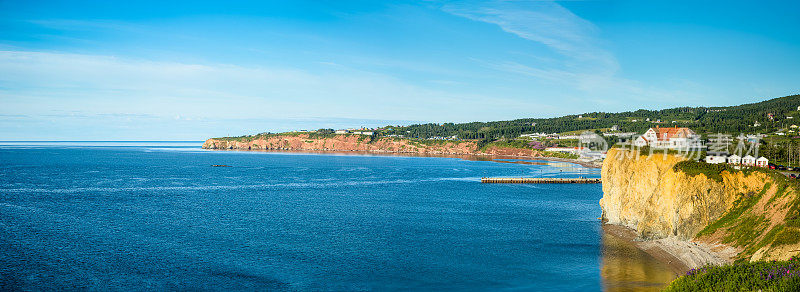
[201,134,559,158]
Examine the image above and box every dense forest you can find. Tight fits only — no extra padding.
[380,94,800,140]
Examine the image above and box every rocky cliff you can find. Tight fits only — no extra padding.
[600,148,800,262]
[202,134,581,161]
[203,134,479,155]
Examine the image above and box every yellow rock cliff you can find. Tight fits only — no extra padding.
[600,148,800,261]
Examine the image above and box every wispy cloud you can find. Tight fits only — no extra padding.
[0,50,559,139]
[440,0,706,107]
[443,0,617,73]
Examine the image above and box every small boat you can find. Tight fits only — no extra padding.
[211,164,232,167]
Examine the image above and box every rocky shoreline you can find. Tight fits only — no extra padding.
[603,224,735,274]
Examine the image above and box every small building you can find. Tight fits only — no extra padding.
[742,155,756,166]
[635,126,700,149]
[756,157,769,167]
[705,155,727,164]
[727,154,741,165]
[335,130,347,134]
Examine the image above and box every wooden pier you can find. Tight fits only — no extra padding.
[481,177,601,184]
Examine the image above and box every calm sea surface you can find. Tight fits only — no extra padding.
[0,142,675,291]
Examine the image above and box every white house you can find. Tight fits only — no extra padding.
[756,157,769,167]
[634,135,649,147]
[335,130,347,134]
[634,126,700,149]
[705,155,727,164]
[742,155,756,166]
[727,154,742,165]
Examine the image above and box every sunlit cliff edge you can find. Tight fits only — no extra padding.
[201,134,588,163]
[601,148,800,264]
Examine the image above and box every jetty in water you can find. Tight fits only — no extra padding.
[481,177,601,184]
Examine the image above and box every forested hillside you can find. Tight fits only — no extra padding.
[381,94,800,140]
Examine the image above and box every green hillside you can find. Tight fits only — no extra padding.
[382,94,800,140]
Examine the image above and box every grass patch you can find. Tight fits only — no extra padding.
[664,257,800,291]
[744,225,786,256]
[774,228,800,246]
[723,215,767,247]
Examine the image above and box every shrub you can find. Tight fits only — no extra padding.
[665,257,800,291]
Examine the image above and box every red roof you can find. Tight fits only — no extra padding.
[654,127,695,141]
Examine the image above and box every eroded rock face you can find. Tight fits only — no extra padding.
[201,135,480,155]
[200,135,578,159]
[600,149,766,240]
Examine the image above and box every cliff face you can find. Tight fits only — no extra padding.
[600,148,800,261]
[202,135,479,155]
[202,134,569,159]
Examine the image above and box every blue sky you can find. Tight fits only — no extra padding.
[0,0,798,140]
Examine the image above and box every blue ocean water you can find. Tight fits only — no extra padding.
[0,142,674,291]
